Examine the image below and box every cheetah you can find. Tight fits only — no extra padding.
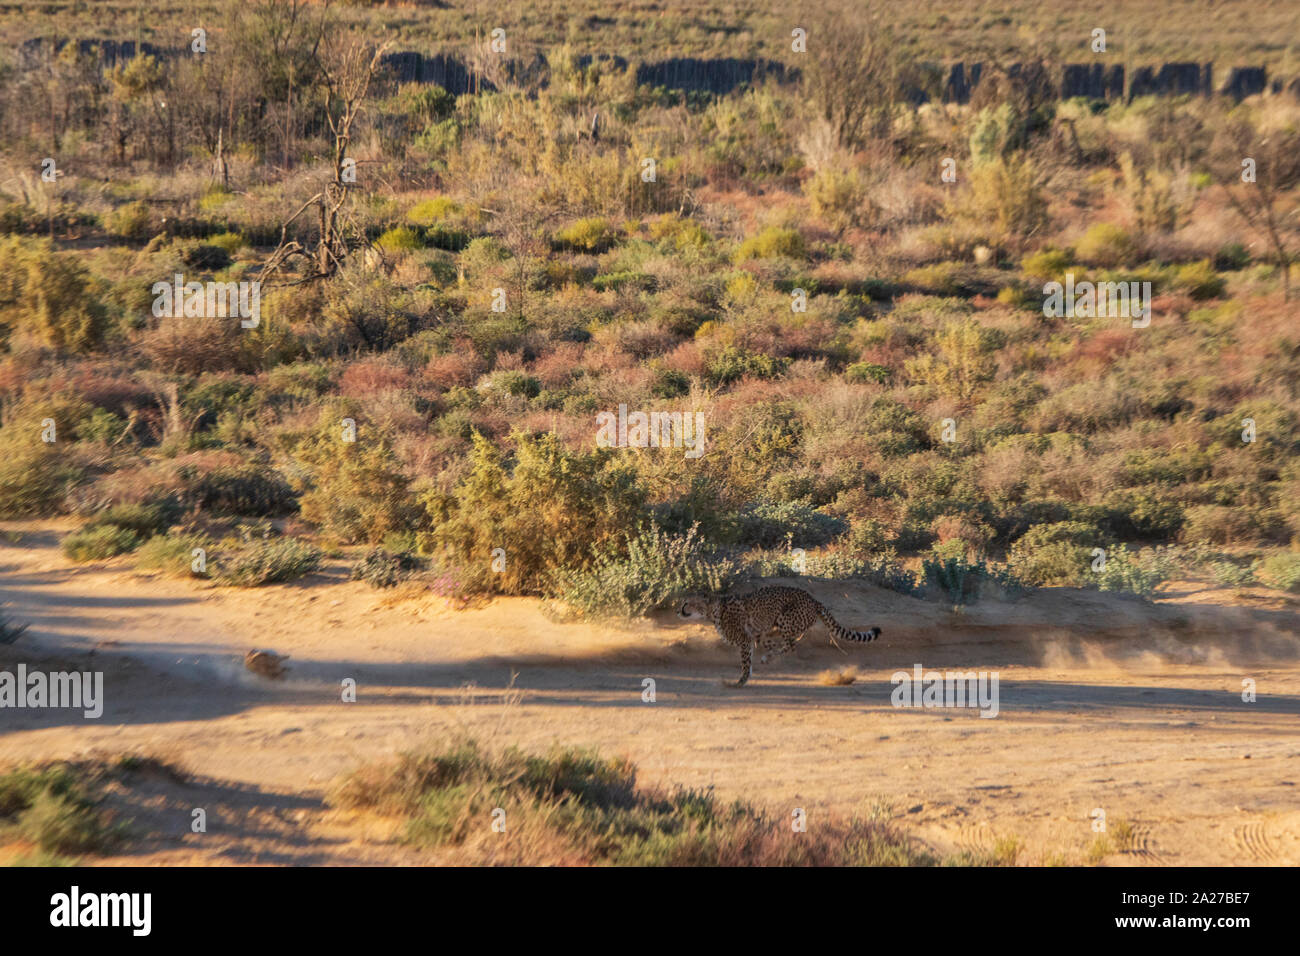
[677,586,881,687]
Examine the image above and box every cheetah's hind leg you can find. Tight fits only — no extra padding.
[758,631,802,665]
[758,615,807,664]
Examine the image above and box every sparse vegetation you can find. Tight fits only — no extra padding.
[0,606,28,644]
[0,0,1295,878]
[0,1,1294,616]
[331,738,936,865]
[0,763,122,857]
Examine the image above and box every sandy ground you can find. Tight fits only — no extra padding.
[2,519,1299,866]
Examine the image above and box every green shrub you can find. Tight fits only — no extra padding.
[0,441,78,518]
[1020,248,1071,282]
[706,346,791,385]
[996,284,1035,308]
[407,197,462,226]
[61,525,142,562]
[421,431,647,595]
[489,371,541,399]
[17,793,112,856]
[904,318,998,400]
[1174,260,1225,299]
[197,185,234,213]
[922,555,1022,605]
[402,84,457,126]
[1075,223,1137,268]
[1209,560,1254,588]
[0,236,108,352]
[649,214,711,250]
[1119,152,1191,234]
[350,548,425,588]
[947,157,1046,253]
[1095,545,1175,597]
[649,367,691,398]
[1254,553,1300,593]
[1213,242,1250,271]
[414,115,462,156]
[423,223,472,253]
[746,549,921,595]
[969,102,1026,164]
[826,552,921,595]
[1007,521,1096,586]
[103,200,151,239]
[79,408,129,444]
[265,362,334,400]
[376,226,425,253]
[205,231,248,254]
[188,465,297,517]
[290,419,418,545]
[549,524,742,618]
[1180,504,1256,546]
[211,533,322,586]
[181,240,231,270]
[84,500,179,538]
[903,262,998,297]
[592,271,656,292]
[0,764,118,856]
[724,272,759,305]
[135,532,211,577]
[459,236,511,279]
[725,498,846,549]
[863,397,929,458]
[554,217,619,253]
[845,362,892,385]
[1103,490,1184,540]
[734,227,805,262]
[847,518,891,554]
[804,164,869,232]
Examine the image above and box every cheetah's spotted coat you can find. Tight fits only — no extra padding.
[678,586,881,686]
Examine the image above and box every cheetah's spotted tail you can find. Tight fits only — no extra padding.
[816,604,881,643]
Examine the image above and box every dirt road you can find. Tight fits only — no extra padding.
[3,520,1299,865]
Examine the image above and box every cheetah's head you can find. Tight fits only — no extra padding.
[677,597,712,620]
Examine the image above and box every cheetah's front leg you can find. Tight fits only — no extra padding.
[725,641,753,687]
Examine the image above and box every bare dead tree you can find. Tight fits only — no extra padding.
[1215,121,1300,301]
[802,2,906,152]
[213,127,229,188]
[493,199,555,324]
[137,373,205,447]
[262,37,391,285]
